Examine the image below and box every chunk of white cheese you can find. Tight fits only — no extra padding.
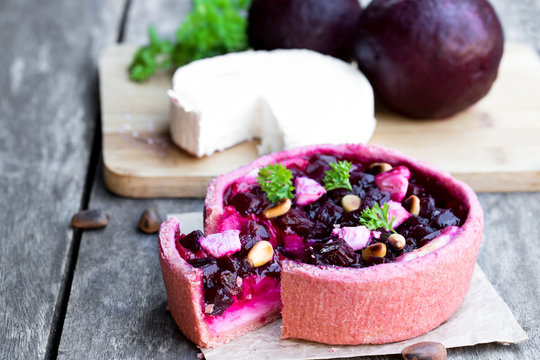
[168,49,375,157]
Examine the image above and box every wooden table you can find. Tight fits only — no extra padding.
[1,1,539,359]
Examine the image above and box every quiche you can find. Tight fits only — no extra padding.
[159,144,483,347]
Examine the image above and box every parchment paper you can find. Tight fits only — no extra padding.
[169,212,528,360]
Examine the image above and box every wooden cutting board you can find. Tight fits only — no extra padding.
[100,43,540,198]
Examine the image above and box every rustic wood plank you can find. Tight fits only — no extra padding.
[123,0,191,45]
[0,1,126,359]
[58,0,540,359]
[453,192,540,359]
[57,165,203,359]
[489,0,540,50]
[58,183,540,359]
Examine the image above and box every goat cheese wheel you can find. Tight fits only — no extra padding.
[168,50,375,157]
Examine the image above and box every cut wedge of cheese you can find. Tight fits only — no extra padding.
[168,50,375,157]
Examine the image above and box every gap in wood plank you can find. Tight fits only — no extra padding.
[117,0,133,46]
[43,81,102,360]
[43,1,133,359]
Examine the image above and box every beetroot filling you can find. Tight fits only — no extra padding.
[175,154,468,316]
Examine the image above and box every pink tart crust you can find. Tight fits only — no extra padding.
[160,143,483,347]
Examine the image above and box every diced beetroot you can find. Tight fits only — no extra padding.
[199,230,242,258]
[180,230,203,252]
[229,192,264,216]
[283,234,305,259]
[431,208,461,228]
[332,226,371,250]
[203,286,234,316]
[294,176,327,206]
[304,239,359,267]
[363,187,391,209]
[315,201,343,227]
[254,253,282,279]
[375,166,411,202]
[386,200,411,228]
[244,220,271,243]
[305,155,336,181]
[189,258,220,281]
[217,256,251,277]
[260,220,279,248]
[275,208,314,237]
[226,180,256,197]
[175,243,203,262]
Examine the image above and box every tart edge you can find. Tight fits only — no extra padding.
[204,143,484,344]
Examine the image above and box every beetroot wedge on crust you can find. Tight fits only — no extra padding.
[159,143,483,347]
[159,218,281,348]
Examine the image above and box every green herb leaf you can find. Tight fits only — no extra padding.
[359,202,397,233]
[129,0,252,82]
[129,25,174,82]
[257,163,295,203]
[322,160,353,191]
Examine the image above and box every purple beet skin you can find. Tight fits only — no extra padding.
[248,0,362,60]
[354,0,504,119]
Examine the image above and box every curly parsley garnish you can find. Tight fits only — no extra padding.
[129,0,252,82]
[257,163,295,203]
[322,160,353,191]
[359,202,397,233]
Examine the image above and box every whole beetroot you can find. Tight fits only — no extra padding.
[248,0,362,60]
[354,0,504,119]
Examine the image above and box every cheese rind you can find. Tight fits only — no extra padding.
[169,50,376,157]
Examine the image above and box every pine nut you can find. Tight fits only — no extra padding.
[361,242,387,260]
[388,233,406,250]
[263,198,291,219]
[71,209,109,230]
[368,162,393,174]
[247,240,274,267]
[401,341,447,360]
[138,206,162,233]
[341,194,362,212]
[404,195,421,215]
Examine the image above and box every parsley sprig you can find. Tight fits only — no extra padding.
[257,163,294,203]
[359,202,397,233]
[322,160,352,191]
[129,0,252,82]
[129,25,174,82]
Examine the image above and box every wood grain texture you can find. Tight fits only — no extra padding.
[0,0,126,359]
[58,0,540,359]
[57,187,540,359]
[57,165,203,360]
[100,43,540,197]
[123,0,191,45]
[489,0,540,49]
